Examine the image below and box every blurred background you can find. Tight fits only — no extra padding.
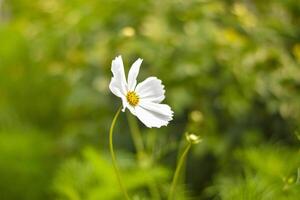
[0,0,300,199]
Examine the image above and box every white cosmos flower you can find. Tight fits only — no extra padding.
[109,55,174,128]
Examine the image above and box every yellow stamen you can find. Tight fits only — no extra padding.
[126,91,139,106]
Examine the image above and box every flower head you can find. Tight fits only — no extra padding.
[109,55,174,128]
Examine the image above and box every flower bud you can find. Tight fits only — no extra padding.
[185,132,202,144]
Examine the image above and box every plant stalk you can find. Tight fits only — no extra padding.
[168,142,192,200]
[109,106,130,200]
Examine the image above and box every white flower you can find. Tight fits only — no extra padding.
[109,55,174,128]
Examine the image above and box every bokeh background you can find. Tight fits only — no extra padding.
[0,0,300,199]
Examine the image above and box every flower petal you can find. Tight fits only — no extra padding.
[135,77,165,103]
[135,101,173,128]
[126,104,137,115]
[120,95,129,112]
[109,55,127,97]
[127,58,143,91]
[108,86,128,112]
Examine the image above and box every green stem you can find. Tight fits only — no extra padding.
[109,106,130,200]
[176,133,188,184]
[168,142,192,200]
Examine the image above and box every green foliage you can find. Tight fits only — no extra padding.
[0,0,300,199]
[0,129,54,200]
[53,147,169,200]
[211,145,300,200]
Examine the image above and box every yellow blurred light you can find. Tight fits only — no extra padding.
[121,27,135,37]
[218,28,245,46]
[233,3,256,28]
[287,177,295,184]
[233,3,248,17]
[190,110,203,123]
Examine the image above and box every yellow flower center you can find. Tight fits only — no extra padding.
[126,91,139,106]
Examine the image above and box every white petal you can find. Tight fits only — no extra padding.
[109,55,127,97]
[139,101,173,119]
[126,104,137,115]
[135,101,173,128]
[120,95,129,112]
[127,58,143,91]
[135,77,165,103]
[109,79,123,98]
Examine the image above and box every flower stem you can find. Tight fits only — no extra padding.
[109,106,130,200]
[168,142,192,200]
